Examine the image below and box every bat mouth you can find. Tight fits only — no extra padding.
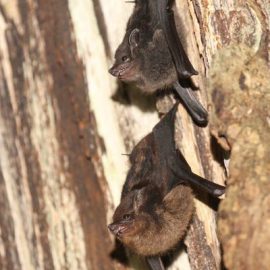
[109,62,136,81]
[108,222,131,238]
[118,64,136,81]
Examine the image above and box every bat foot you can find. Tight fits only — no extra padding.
[190,112,208,126]
[178,69,198,79]
[213,186,226,197]
[147,256,165,270]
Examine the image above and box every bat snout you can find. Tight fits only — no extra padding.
[108,222,128,237]
[108,62,134,80]
[108,66,119,77]
[108,223,118,234]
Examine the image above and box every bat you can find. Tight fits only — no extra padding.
[108,103,225,269]
[109,0,208,125]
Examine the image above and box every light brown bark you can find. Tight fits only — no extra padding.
[209,46,270,270]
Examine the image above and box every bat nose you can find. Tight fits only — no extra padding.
[108,66,118,77]
[108,223,119,235]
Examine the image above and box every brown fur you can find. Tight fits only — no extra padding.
[113,185,194,256]
[134,30,178,93]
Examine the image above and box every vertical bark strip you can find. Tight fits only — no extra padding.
[0,1,114,269]
[173,0,268,269]
[209,46,270,270]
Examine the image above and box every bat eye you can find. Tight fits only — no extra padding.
[122,56,130,62]
[123,214,131,220]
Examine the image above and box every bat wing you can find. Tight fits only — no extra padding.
[157,0,198,79]
[153,103,225,197]
[147,256,165,270]
[152,103,178,159]
[169,155,226,197]
[122,134,155,196]
[174,81,208,125]
[153,103,190,190]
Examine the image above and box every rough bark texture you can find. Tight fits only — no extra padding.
[0,0,269,270]
[209,46,270,270]
[172,1,269,269]
[0,1,114,269]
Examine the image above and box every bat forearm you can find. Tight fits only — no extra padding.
[173,81,208,125]
[157,0,198,78]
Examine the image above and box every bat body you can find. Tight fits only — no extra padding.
[108,104,225,268]
[109,0,207,125]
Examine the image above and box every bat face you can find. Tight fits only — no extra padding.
[108,190,151,256]
[108,185,194,256]
[109,186,161,239]
[109,29,177,93]
[108,193,137,238]
[109,29,141,83]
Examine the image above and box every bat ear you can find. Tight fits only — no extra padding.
[129,28,140,49]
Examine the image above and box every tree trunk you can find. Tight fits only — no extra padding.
[0,1,268,270]
[209,46,270,270]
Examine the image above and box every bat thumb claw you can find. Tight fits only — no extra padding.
[213,187,226,197]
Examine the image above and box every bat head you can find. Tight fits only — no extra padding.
[109,27,177,93]
[108,185,194,256]
[108,29,141,82]
[108,186,160,239]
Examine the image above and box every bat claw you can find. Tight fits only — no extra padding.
[213,187,226,197]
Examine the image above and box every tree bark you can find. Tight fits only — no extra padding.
[0,1,115,269]
[210,46,270,270]
[0,0,269,270]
